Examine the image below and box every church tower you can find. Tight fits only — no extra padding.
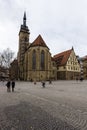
[18,12,30,80]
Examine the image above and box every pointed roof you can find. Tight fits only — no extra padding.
[19,12,30,35]
[23,11,26,26]
[30,35,49,48]
[24,11,26,20]
[53,48,72,66]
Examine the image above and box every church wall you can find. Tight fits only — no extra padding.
[51,61,57,80]
[24,51,28,80]
[25,46,53,81]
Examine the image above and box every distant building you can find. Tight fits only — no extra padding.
[80,56,87,80]
[9,59,18,80]
[16,12,81,81]
[53,47,81,80]
[0,66,9,80]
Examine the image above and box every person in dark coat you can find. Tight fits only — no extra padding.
[42,81,45,88]
[11,80,15,92]
[49,79,52,84]
[6,80,11,92]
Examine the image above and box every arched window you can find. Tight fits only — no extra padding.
[32,50,36,70]
[40,50,45,70]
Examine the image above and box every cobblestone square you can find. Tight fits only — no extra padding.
[0,80,87,130]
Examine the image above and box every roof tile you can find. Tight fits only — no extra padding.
[30,34,49,48]
[53,49,72,66]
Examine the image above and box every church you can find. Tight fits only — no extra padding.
[17,12,56,81]
[17,12,80,81]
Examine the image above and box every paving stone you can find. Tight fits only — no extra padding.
[3,102,77,130]
[0,81,87,129]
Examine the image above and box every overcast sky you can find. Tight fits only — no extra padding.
[0,0,87,57]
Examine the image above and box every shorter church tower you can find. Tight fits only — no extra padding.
[18,12,30,80]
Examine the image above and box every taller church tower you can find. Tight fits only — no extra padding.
[18,12,30,80]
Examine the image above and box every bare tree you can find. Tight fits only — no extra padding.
[0,52,4,66]
[0,48,14,68]
[0,53,2,66]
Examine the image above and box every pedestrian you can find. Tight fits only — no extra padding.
[80,77,83,82]
[76,77,78,82]
[11,80,15,92]
[49,79,52,84]
[34,79,36,85]
[42,81,45,88]
[6,80,11,92]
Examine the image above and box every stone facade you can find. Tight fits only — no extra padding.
[80,56,87,79]
[9,59,18,80]
[54,48,81,80]
[23,45,53,81]
[0,66,9,80]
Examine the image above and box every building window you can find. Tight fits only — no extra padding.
[68,66,70,69]
[57,67,59,70]
[40,50,45,70]
[53,70,55,75]
[63,66,66,69]
[53,62,54,66]
[32,50,36,70]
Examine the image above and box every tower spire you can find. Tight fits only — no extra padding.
[23,11,26,26]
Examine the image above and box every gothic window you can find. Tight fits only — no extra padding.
[40,50,45,70]
[32,50,36,70]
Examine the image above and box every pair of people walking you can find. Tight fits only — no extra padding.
[6,80,15,92]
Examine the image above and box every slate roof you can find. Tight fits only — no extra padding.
[53,49,72,66]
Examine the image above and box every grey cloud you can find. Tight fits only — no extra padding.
[0,0,87,57]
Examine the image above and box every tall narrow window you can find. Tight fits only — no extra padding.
[41,50,45,70]
[32,50,36,70]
